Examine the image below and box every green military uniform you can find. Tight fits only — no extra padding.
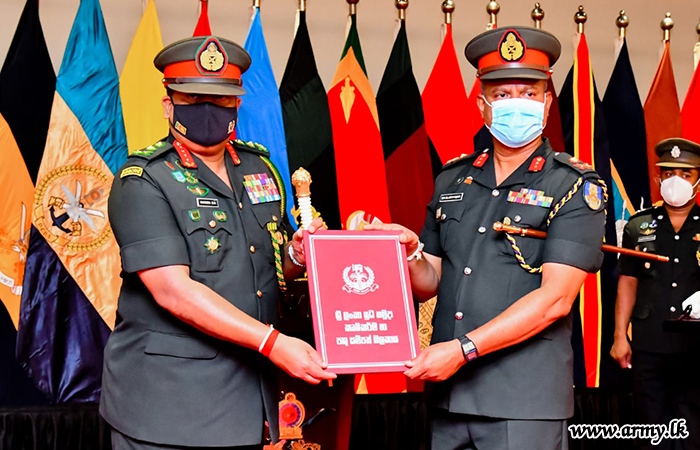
[618,138,700,450]
[100,136,290,447]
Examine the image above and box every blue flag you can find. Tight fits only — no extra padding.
[16,0,127,403]
[237,8,295,227]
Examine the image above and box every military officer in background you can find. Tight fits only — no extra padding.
[100,36,335,450]
[368,27,606,449]
[611,138,700,450]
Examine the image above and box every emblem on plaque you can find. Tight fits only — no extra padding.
[342,264,379,295]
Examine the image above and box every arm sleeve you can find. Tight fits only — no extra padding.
[419,189,443,258]
[541,177,606,273]
[617,224,639,277]
[108,170,190,273]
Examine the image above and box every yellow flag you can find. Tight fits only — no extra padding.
[120,0,166,153]
[0,113,35,328]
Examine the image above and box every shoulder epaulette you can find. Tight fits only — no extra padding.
[629,204,660,221]
[552,152,598,175]
[130,139,172,161]
[442,151,480,170]
[232,139,269,157]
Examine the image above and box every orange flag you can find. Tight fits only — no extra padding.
[644,42,682,203]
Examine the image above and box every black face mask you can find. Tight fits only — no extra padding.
[171,100,238,147]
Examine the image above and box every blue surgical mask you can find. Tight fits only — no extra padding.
[483,94,546,148]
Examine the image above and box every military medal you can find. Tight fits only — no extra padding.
[189,209,201,221]
[243,173,281,204]
[213,211,227,222]
[171,171,187,183]
[187,185,210,196]
[184,171,198,184]
[164,161,176,170]
[204,236,220,254]
[507,188,553,208]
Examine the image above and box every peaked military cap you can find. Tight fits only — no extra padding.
[655,138,700,169]
[465,27,561,81]
[154,36,251,96]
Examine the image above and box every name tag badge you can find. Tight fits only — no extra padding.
[197,198,219,208]
[439,193,464,203]
[637,235,657,243]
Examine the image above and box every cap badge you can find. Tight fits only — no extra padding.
[196,37,228,75]
[671,146,681,158]
[499,30,525,62]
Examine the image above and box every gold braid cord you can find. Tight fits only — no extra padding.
[267,222,287,292]
[506,176,605,274]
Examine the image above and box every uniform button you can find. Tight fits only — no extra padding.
[464,267,472,275]
[456,177,465,184]
[695,216,699,221]
[658,215,663,220]
[644,262,651,269]
[670,306,677,313]
[238,202,243,210]
[209,220,216,228]
[257,290,263,298]
[250,245,256,253]
[674,258,680,263]
[675,235,680,240]
[492,189,500,197]
[514,215,522,223]
[672,282,678,288]
[272,215,278,222]
[441,214,447,221]
[455,312,464,320]
[478,226,486,234]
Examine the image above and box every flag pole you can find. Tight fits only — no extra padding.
[442,0,454,25]
[616,10,629,38]
[347,0,358,16]
[486,1,499,30]
[531,3,544,29]
[396,0,407,21]
[661,12,673,42]
[575,5,587,34]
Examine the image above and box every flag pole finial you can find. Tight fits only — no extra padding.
[442,0,455,24]
[486,1,500,29]
[396,0,408,20]
[574,5,587,34]
[661,12,673,42]
[298,0,306,12]
[616,10,629,38]
[253,0,260,9]
[347,0,359,16]
[531,3,544,29]
[696,19,700,41]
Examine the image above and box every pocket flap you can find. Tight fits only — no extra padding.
[144,331,219,359]
[183,209,234,236]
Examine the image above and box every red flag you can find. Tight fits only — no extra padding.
[543,81,566,153]
[193,0,211,37]
[682,61,700,144]
[644,42,682,203]
[328,15,390,227]
[422,24,472,163]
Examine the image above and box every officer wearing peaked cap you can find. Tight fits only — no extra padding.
[100,35,335,450]
[612,138,700,450]
[367,26,605,449]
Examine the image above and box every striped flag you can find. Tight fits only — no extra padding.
[16,0,127,402]
[644,42,682,203]
[279,8,341,229]
[120,0,166,154]
[237,7,295,226]
[559,33,617,388]
[328,14,390,227]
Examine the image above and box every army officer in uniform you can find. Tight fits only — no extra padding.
[368,27,606,449]
[100,36,335,450]
[611,138,700,450]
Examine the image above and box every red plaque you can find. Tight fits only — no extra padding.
[304,230,421,374]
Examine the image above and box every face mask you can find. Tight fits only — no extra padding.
[171,101,237,147]
[483,94,546,148]
[660,176,700,207]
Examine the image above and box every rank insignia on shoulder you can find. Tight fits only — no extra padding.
[204,236,221,254]
[569,157,593,171]
[445,153,468,165]
[189,209,201,221]
[132,147,156,157]
[213,211,227,222]
[474,153,489,168]
[583,181,603,211]
[171,171,186,183]
[507,188,553,207]
[528,156,545,172]
[187,185,210,197]
[243,173,281,204]
[120,166,143,178]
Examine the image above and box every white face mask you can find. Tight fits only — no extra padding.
[660,176,700,207]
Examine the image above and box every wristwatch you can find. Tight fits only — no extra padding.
[457,335,479,363]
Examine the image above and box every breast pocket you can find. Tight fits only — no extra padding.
[437,201,468,253]
[183,210,234,272]
[499,203,549,262]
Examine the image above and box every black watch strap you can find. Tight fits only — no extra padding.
[458,335,479,363]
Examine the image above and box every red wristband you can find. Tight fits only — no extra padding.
[261,329,280,357]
